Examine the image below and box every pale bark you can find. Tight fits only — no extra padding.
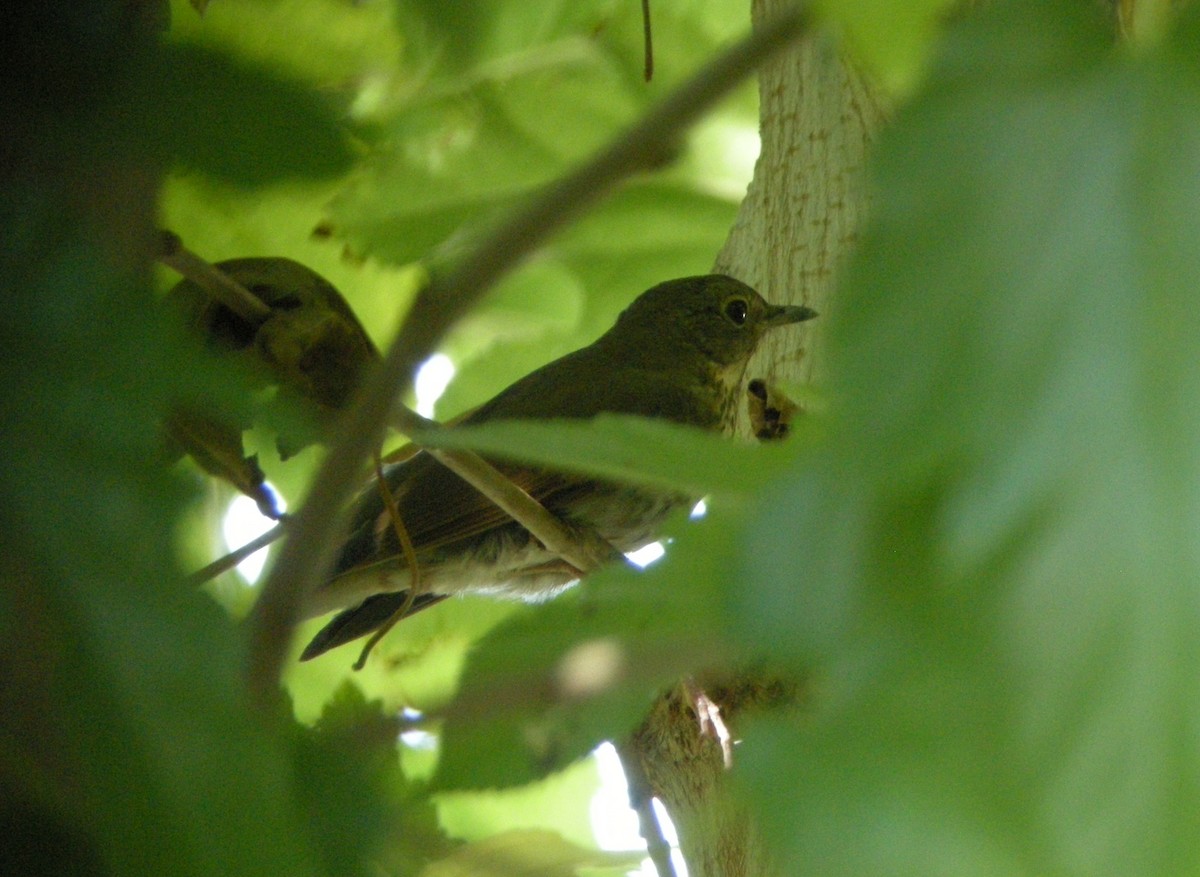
[717,0,886,406]
[624,1,887,874]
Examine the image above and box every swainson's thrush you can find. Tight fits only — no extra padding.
[300,275,815,661]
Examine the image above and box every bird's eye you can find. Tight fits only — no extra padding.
[724,298,749,325]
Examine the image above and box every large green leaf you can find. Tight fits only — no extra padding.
[413,414,802,497]
[147,42,353,183]
[733,2,1200,874]
[0,5,397,871]
[434,503,744,790]
[814,0,960,91]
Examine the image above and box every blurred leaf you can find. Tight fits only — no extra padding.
[552,181,748,295]
[146,42,353,183]
[436,756,604,848]
[420,830,638,877]
[734,2,1200,874]
[0,224,317,876]
[414,414,802,497]
[435,504,742,790]
[328,71,634,268]
[814,0,958,92]
[325,0,748,276]
[390,0,606,80]
[288,597,522,724]
[295,683,452,877]
[169,0,405,95]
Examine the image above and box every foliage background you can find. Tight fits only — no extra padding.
[4,1,1200,876]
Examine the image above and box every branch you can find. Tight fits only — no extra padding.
[299,406,627,621]
[186,521,287,588]
[395,408,625,572]
[617,739,679,877]
[158,230,271,324]
[245,7,811,709]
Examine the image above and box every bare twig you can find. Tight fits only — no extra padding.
[394,407,625,572]
[245,8,810,708]
[616,740,678,877]
[299,404,625,621]
[158,230,272,324]
[186,520,287,587]
[642,0,654,82]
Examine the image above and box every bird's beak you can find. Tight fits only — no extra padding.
[764,303,818,326]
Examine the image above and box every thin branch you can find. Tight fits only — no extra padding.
[158,230,272,324]
[299,405,626,621]
[186,520,287,587]
[245,8,811,709]
[395,407,625,572]
[616,740,678,877]
[642,0,655,82]
[352,451,425,669]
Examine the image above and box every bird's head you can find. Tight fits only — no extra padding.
[607,274,817,368]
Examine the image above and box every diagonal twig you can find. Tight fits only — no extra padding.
[616,740,678,877]
[158,230,271,323]
[297,406,627,621]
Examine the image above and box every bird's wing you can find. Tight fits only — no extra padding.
[330,449,592,579]
[333,356,720,579]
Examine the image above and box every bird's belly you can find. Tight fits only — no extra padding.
[561,485,687,552]
[326,486,686,612]
[434,485,684,598]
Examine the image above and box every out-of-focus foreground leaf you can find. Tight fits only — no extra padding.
[733,2,1200,874]
[813,0,960,92]
[0,4,390,874]
[433,501,748,791]
[413,414,803,499]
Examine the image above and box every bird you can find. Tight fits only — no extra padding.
[299,274,816,662]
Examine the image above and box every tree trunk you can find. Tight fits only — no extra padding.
[624,2,886,874]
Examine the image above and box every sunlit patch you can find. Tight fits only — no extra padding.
[556,638,625,699]
[722,124,762,180]
[415,352,456,418]
[221,486,285,584]
[690,118,761,200]
[590,742,688,877]
[625,541,665,568]
[399,707,438,751]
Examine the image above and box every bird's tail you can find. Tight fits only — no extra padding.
[299,590,448,661]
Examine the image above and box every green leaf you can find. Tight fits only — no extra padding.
[413,414,803,497]
[149,43,353,183]
[814,0,960,92]
[432,588,668,791]
[435,756,604,848]
[419,830,640,877]
[734,2,1200,874]
[435,504,743,790]
[328,70,634,267]
[295,683,451,877]
[552,181,746,298]
[168,0,405,91]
